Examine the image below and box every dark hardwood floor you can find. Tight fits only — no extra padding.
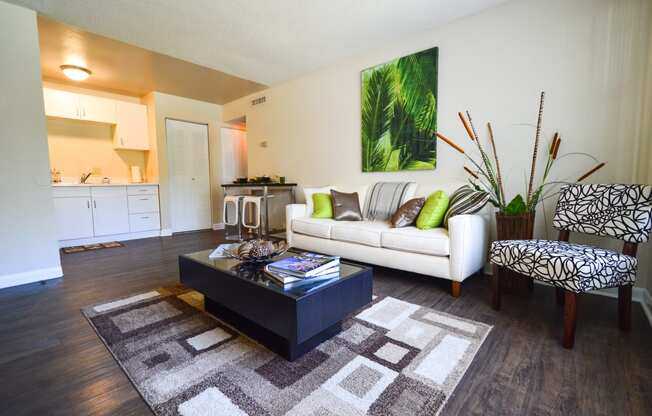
[0,230,650,415]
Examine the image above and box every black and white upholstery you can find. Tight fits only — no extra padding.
[552,183,652,243]
[490,239,637,293]
[490,183,652,292]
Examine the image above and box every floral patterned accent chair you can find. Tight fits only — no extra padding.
[489,184,652,348]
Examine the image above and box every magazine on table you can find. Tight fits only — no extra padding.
[264,266,340,291]
[264,265,339,285]
[266,252,340,278]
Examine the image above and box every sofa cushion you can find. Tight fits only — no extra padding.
[330,221,391,247]
[381,227,450,256]
[304,186,337,216]
[331,190,363,221]
[312,193,333,218]
[292,217,337,238]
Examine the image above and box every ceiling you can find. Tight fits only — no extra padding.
[10,0,508,86]
[37,16,266,104]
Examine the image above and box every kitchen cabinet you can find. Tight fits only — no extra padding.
[91,187,130,236]
[52,195,94,240]
[114,101,149,150]
[52,184,160,246]
[43,88,80,120]
[43,87,116,123]
[79,95,116,123]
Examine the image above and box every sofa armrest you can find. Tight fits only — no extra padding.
[448,214,488,281]
[285,204,307,247]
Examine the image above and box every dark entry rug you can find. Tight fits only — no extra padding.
[62,241,124,254]
[82,287,491,415]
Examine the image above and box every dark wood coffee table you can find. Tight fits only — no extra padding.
[179,249,373,361]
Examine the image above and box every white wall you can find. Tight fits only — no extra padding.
[0,1,62,288]
[224,0,652,289]
[220,128,248,185]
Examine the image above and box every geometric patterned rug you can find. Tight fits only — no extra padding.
[82,286,492,415]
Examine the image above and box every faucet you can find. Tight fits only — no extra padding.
[80,171,92,184]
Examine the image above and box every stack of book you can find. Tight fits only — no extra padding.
[265,253,340,291]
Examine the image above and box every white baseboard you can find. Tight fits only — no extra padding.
[212,223,225,230]
[0,266,63,290]
[160,228,172,236]
[59,230,161,247]
[641,289,652,327]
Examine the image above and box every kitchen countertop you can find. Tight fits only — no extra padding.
[52,182,159,187]
[221,182,297,187]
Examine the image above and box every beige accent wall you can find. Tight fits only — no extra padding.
[0,1,61,284]
[145,92,224,232]
[224,0,652,289]
[47,118,146,183]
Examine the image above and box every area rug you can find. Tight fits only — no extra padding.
[82,287,492,415]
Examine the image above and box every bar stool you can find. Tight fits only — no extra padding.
[241,196,263,237]
[223,195,244,240]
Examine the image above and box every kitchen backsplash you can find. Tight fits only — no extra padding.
[47,117,147,183]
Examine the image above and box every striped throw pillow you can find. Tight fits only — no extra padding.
[443,185,490,227]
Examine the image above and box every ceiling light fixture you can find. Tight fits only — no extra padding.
[60,64,92,81]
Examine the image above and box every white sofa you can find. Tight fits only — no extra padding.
[285,182,489,296]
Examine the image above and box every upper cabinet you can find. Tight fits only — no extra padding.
[43,87,149,150]
[43,88,80,120]
[114,101,149,150]
[79,95,116,124]
[43,87,116,123]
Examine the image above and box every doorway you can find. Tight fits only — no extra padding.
[166,119,211,233]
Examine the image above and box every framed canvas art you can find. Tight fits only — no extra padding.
[361,47,438,172]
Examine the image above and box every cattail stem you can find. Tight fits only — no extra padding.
[487,122,505,206]
[464,166,479,179]
[577,162,606,182]
[552,135,561,159]
[458,112,475,141]
[435,132,465,154]
[527,91,545,205]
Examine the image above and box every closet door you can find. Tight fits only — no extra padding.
[166,119,211,233]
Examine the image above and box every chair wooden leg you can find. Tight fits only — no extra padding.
[618,285,632,332]
[562,290,577,349]
[451,281,461,298]
[491,264,501,310]
[556,287,565,306]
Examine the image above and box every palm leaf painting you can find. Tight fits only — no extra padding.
[361,47,438,172]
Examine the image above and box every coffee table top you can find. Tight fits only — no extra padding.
[180,249,371,300]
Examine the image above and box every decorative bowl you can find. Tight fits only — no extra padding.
[224,239,288,263]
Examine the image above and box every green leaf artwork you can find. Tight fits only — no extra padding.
[361,47,438,172]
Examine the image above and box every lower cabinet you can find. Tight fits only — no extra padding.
[53,196,94,240]
[52,185,160,246]
[91,187,130,236]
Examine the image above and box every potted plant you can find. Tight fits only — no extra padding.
[436,91,606,233]
[435,92,606,291]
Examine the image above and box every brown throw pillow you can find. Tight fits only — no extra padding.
[391,197,426,228]
[330,190,363,221]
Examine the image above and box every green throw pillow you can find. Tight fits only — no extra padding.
[312,193,333,218]
[416,191,449,229]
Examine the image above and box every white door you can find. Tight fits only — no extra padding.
[91,187,130,236]
[53,197,94,240]
[43,88,81,120]
[80,95,116,123]
[115,101,149,150]
[166,119,211,233]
